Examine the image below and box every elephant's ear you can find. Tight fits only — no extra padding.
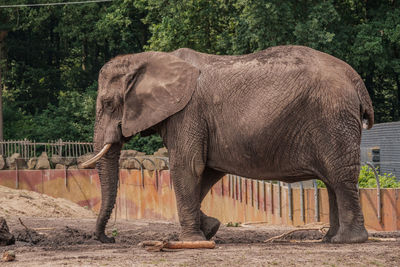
[121,52,200,137]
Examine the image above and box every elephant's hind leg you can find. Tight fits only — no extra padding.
[331,173,368,243]
[322,164,368,243]
[322,185,340,242]
[313,113,368,243]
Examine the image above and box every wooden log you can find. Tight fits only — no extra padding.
[140,240,216,250]
[165,241,216,249]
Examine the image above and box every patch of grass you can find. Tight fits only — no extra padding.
[226,222,241,227]
[111,228,118,237]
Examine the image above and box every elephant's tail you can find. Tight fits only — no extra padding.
[354,76,374,130]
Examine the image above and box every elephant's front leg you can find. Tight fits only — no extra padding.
[170,162,206,241]
[199,168,224,240]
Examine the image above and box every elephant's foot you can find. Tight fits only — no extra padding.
[179,229,206,241]
[322,226,339,243]
[330,226,368,243]
[200,215,220,240]
[96,232,115,243]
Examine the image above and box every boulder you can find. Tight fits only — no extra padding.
[77,153,95,169]
[0,155,6,170]
[63,157,76,166]
[0,217,15,246]
[120,158,141,169]
[155,158,169,170]
[51,155,76,166]
[35,152,50,169]
[135,156,153,170]
[136,156,167,170]
[55,164,66,169]
[27,158,37,170]
[153,147,168,157]
[6,153,27,170]
[119,150,145,168]
[120,150,139,159]
[68,165,78,170]
[50,154,62,165]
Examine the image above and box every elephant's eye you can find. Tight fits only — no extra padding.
[103,100,114,111]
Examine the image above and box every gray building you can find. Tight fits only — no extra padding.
[361,121,400,179]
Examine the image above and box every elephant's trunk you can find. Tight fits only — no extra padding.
[95,142,121,243]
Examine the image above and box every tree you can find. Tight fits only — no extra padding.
[0,0,399,153]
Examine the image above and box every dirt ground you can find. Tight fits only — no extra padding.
[1,186,400,266]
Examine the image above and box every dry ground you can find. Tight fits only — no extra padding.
[1,186,400,266]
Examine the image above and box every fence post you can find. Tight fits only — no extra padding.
[288,183,293,221]
[313,179,319,222]
[278,181,281,217]
[300,182,304,222]
[365,162,381,222]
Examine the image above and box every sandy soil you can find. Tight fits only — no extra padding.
[0,186,95,219]
[1,186,400,266]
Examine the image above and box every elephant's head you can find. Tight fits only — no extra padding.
[84,52,200,164]
[83,52,199,242]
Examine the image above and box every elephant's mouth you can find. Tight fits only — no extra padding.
[81,144,112,168]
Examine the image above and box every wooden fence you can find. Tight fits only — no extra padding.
[0,169,399,231]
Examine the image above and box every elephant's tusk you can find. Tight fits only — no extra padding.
[81,144,112,168]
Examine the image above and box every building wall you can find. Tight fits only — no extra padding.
[361,121,400,178]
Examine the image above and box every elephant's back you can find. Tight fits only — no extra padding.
[172,45,320,69]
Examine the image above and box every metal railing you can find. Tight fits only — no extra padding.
[0,139,94,159]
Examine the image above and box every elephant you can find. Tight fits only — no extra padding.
[83,45,374,244]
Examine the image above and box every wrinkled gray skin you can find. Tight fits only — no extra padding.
[93,46,374,244]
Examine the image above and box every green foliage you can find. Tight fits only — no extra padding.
[123,134,164,155]
[4,86,96,141]
[1,0,400,153]
[226,222,241,227]
[316,180,326,188]
[358,165,400,188]
[317,165,400,188]
[111,228,119,237]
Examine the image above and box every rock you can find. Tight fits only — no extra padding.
[0,155,6,170]
[142,156,164,170]
[120,150,139,159]
[154,147,168,157]
[119,150,145,168]
[77,153,95,169]
[51,155,76,166]
[51,154,62,165]
[120,158,141,169]
[63,157,76,166]
[135,156,152,170]
[6,153,27,170]
[68,165,78,170]
[0,217,15,246]
[155,158,169,170]
[35,152,50,170]
[134,156,169,170]
[55,164,66,169]
[27,158,37,170]
[2,251,15,262]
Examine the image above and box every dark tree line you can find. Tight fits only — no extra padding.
[0,0,399,153]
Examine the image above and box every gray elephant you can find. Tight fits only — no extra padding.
[83,45,373,244]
